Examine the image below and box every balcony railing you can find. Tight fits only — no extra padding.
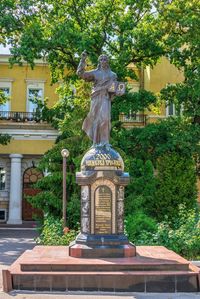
[119,113,147,126]
[0,111,42,122]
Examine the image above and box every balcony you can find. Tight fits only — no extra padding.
[119,113,147,128]
[0,111,42,123]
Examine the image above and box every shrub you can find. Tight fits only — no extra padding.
[125,159,157,216]
[125,211,157,241]
[36,215,78,246]
[154,153,197,222]
[135,205,200,260]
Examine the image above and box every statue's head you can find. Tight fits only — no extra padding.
[98,54,110,70]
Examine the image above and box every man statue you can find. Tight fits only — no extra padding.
[77,51,125,147]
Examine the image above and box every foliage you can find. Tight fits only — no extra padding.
[0,134,11,145]
[1,0,199,119]
[124,152,198,225]
[111,88,157,121]
[124,159,157,217]
[157,0,200,122]
[154,153,197,222]
[125,211,157,241]
[112,117,200,165]
[134,205,200,260]
[0,0,167,79]
[27,135,87,229]
[36,214,78,246]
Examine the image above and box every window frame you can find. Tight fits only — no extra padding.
[166,102,176,117]
[0,81,11,111]
[26,81,45,113]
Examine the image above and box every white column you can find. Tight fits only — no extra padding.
[7,154,23,224]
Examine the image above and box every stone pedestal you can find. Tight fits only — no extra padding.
[69,146,136,258]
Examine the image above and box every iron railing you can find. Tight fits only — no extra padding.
[0,111,42,122]
[119,113,147,126]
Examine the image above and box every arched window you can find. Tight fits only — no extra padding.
[23,167,43,188]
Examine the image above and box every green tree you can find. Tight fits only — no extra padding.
[157,0,200,122]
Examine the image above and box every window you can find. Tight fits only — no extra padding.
[0,209,7,222]
[127,82,140,92]
[0,167,6,190]
[166,102,176,117]
[26,81,45,113]
[27,88,43,112]
[0,82,11,111]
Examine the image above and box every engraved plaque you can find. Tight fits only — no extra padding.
[94,186,112,234]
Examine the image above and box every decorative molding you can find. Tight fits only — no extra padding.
[0,54,47,65]
[25,79,46,84]
[0,78,15,82]
[146,114,166,119]
[0,128,58,140]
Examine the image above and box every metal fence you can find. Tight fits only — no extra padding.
[0,111,42,122]
[119,113,147,126]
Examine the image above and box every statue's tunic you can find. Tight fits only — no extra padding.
[78,68,117,145]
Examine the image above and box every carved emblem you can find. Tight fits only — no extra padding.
[81,186,89,202]
[82,201,89,215]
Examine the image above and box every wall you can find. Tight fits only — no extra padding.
[0,62,59,111]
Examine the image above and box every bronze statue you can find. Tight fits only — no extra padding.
[77,51,125,146]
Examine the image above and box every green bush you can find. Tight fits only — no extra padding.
[125,211,157,241]
[154,153,197,222]
[135,205,200,260]
[36,215,78,246]
[125,159,157,216]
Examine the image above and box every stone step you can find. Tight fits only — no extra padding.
[3,245,200,293]
[19,245,190,272]
[20,261,190,272]
[10,270,199,293]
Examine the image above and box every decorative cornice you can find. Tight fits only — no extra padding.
[0,78,15,82]
[0,54,47,65]
[25,79,46,84]
[0,127,58,140]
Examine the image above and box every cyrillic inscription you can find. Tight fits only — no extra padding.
[95,186,112,234]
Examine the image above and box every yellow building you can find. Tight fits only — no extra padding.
[120,57,184,128]
[0,53,198,224]
[0,54,58,223]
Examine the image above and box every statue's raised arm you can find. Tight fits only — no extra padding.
[77,52,125,147]
[76,50,87,77]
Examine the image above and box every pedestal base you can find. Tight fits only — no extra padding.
[3,246,199,293]
[69,243,136,258]
[7,219,22,225]
[69,233,136,258]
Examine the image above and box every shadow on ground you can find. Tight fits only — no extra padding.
[0,230,38,265]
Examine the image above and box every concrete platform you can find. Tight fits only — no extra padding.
[2,246,200,293]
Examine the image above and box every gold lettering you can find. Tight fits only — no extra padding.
[86,159,122,168]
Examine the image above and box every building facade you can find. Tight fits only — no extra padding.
[0,54,58,224]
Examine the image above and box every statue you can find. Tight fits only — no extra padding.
[77,51,125,146]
